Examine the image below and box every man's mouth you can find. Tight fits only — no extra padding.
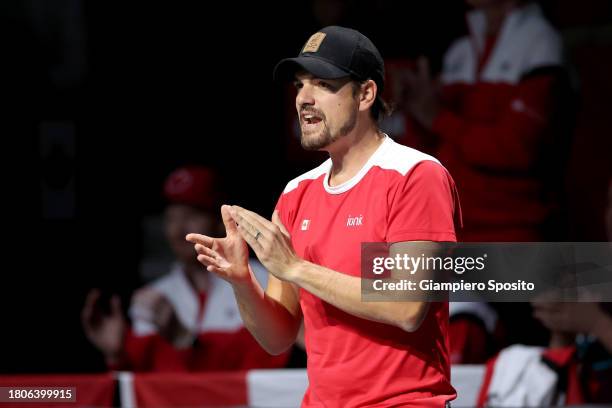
[301,112,323,126]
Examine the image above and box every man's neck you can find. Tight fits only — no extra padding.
[482,0,519,35]
[327,121,384,187]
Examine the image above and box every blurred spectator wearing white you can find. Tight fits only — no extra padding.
[401,0,573,363]
[81,166,288,371]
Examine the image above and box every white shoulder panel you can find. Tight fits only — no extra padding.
[373,137,441,176]
[283,159,331,194]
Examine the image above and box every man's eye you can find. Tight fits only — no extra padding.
[293,82,303,90]
[319,82,332,89]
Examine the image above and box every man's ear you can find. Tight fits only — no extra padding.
[358,80,377,113]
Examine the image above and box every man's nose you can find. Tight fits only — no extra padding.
[296,85,315,108]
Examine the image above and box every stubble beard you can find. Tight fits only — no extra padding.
[300,108,357,151]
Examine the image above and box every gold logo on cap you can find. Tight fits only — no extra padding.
[302,32,326,53]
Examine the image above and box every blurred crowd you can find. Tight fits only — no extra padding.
[2,0,611,405]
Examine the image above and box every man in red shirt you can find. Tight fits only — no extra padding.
[188,26,460,407]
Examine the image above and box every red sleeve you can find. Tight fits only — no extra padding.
[386,160,460,243]
[274,193,290,230]
[432,74,557,171]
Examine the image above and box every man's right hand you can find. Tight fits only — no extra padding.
[186,204,250,284]
[81,289,126,364]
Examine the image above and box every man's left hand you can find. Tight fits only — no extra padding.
[230,206,302,282]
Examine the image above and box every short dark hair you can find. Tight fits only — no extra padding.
[351,80,392,123]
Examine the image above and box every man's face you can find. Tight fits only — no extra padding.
[165,204,217,264]
[294,71,359,151]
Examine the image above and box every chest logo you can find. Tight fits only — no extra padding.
[301,219,311,231]
[346,214,363,227]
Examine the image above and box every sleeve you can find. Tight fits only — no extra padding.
[274,193,288,226]
[274,189,295,233]
[386,160,460,243]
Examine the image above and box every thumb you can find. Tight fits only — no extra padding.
[221,204,238,235]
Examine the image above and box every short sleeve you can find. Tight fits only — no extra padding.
[274,193,290,232]
[386,160,460,243]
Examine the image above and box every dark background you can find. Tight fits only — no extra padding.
[0,0,610,372]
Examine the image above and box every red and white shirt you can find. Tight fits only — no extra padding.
[117,262,288,372]
[276,136,460,407]
[431,3,564,241]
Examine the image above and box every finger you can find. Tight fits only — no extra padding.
[84,288,100,310]
[198,245,224,266]
[197,253,223,270]
[197,253,213,266]
[272,210,291,238]
[185,233,214,247]
[231,210,265,242]
[81,289,101,322]
[198,254,219,269]
[194,243,213,256]
[236,221,264,253]
[206,264,225,275]
[233,206,274,230]
[232,206,275,238]
[221,204,238,234]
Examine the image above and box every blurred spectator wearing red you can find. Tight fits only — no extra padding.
[400,0,575,363]
[403,0,572,242]
[529,180,612,404]
[81,166,288,371]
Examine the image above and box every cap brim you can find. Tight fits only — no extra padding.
[273,56,351,82]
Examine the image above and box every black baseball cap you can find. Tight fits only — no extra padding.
[273,26,385,90]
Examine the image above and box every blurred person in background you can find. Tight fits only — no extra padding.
[400,0,575,360]
[530,180,612,404]
[81,166,289,371]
